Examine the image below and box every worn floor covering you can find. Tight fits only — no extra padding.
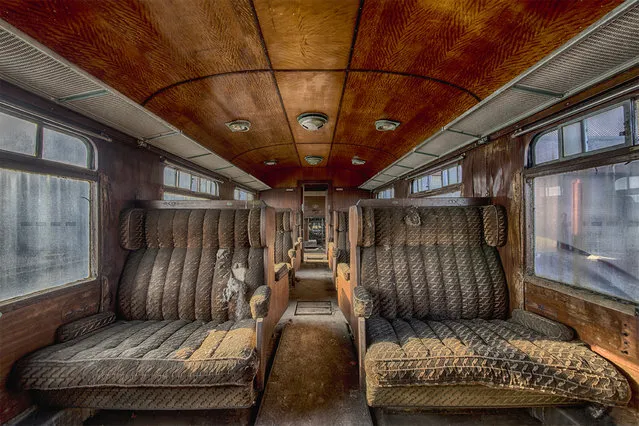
[255,264,372,426]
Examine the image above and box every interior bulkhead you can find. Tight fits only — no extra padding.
[0,1,638,425]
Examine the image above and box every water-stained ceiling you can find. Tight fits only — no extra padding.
[0,0,623,187]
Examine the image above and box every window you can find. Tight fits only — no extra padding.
[529,99,639,303]
[234,188,255,201]
[0,109,96,303]
[532,102,632,166]
[376,187,394,199]
[162,165,219,200]
[410,163,462,195]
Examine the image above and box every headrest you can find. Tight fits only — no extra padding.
[119,208,146,250]
[119,207,264,250]
[482,205,507,247]
[337,211,348,232]
[282,211,292,232]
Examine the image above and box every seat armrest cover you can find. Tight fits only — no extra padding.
[250,285,271,319]
[482,205,507,247]
[337,263,350,281]
[353,286,373,318]
[275,263,289,281]
[56,311,116,343]
[119,208,146,250]
[510,309,575,341]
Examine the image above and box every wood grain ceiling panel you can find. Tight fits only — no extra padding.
[328,144,396,178]
[351,0,623,99]
[253,0,360,69]
[296,143,332,166]
[255,167,367,189]
[233,144,300,174]
[144,72,293,165]
[0,0,269,103]
[334,72,478,158]
[275,71,345,143]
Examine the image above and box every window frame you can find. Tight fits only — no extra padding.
[524,94,639,306]
[409,162,463,198]
[530,100,634,167]
[375,186,395,199]
[0,106,99,307]
[233,187,255,201]
[162,163,220,201]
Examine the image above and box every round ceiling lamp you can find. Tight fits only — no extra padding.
[225,120,251,132]
[264,159,277,166]
[304,155,324,165]
[297,112,328,131]
[352,156,366,165]
[375,119,400,132]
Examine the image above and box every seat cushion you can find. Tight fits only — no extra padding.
[17,319,258,390]
[365,317,630,406]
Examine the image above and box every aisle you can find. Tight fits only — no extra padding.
[255,264,372,426]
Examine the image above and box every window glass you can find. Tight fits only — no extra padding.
[190,176,199,192]
[0,169,92,301]
[562,122,582,157]
[533,161,639,303]
[42,128,90,168]
[448,166,459,185]
[430,172,442,189]
[234,188,255,201]
[200,179,209,193]
[0,111,37,156]
[410,164,462,195]
[163,167,176,186]
[585,105,626,152]
[376,187,394,199]
[534,130,559,164]
[178,171,191,189]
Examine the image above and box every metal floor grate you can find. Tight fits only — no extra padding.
[294,301,332,316]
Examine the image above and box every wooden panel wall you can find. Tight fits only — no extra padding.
[331,188,371,211]
[258,188,301,211]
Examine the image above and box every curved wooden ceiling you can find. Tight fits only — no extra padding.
[0,0,622,188]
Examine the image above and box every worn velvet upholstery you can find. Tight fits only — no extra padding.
[357,205,631,408]
[15,208,267,410]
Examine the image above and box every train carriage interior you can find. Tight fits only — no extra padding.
[1,1,639,425]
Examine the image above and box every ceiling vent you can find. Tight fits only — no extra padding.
[297,113,328,131]
[352,156,366,165]
[264,159,277,166]
[304,155,324,165]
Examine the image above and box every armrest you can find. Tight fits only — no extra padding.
[353,286,373,318]
[287,248,296,259]
[274,262,289,281]
[337,263,350,281]
[510,309,575,341]
[56,311,116,343]
[250,285,271,319]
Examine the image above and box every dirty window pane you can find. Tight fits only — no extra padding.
[533,161,639,303]
[178,171,191,189]
[562,122,582,157]
[42,128,90,168]
[234,188,254,201]
[0,169,92,302]
[585,105,626,152]
[190,176,199,192]
[376,187,394,199]
[430,172,442,189]
[163,167,176,186]
[534,130,559,164]
[0,111,37,156]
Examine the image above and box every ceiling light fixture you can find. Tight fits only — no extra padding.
[352,156,366,165]
[304,155,324,165]
[264,159,277,166]
[375,119,400,132]
[297,113,328,131]
[225,120,251,132]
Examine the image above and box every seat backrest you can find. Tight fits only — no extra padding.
[334,210,349,265]
[355,204,508,321]
[117,207,265,322]
[274,209,293,264]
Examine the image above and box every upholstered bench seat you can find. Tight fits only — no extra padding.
[17,319,258,390]
[365,317,629,406]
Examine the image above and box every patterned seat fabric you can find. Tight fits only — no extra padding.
[274,210,294,265]
[359,205,631,407]
[334,210,349,266]
[18,319,257,389]
[15,208,266,409]
[365,317,630,406]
